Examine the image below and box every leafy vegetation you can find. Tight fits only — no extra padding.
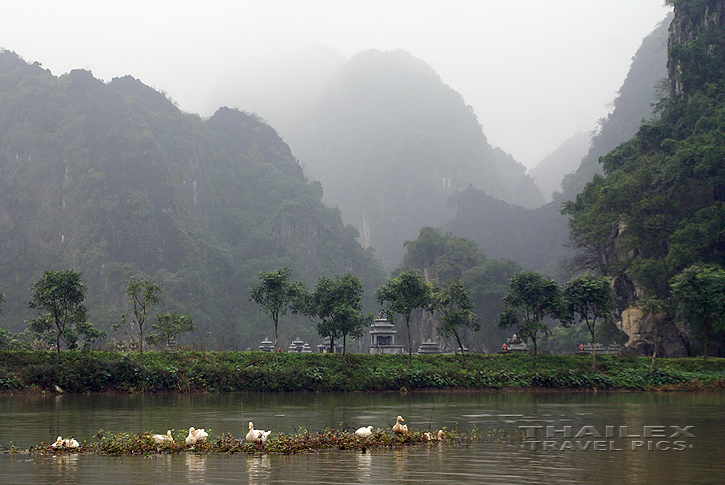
[497,271,565,371]
[375,269,434,367]
[562,1,725,356]
[146,311,195,350]
[0,351,722,393]
[562,273,615,370]
[671,264,725,366]
[249,268,305,359]
[430,278,480,366]
[396,227,520,353]
[299,272,372,355]
[121,277,162,363]
[19,423,504,456]
[26,270,102,362]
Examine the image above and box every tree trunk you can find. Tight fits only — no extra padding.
[532,336,538,372]
[702,333,709,370]
[56,331,61,364]
[453,329,467,367]
[649,319,659,373]
[54,318,62,364]
[406,317,412,368]
[273,318,279,362]
[139,323,144,365]
[589,325,596,372]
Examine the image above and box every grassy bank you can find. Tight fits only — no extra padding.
[1,351,724,393]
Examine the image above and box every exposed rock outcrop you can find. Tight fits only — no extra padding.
[618,307,689,357]
[668,0,725,97]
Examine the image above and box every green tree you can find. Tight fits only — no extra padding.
[249,267,303,360]
[402,227,486,281]
[123,277,163,364]
[562,273,615,370]
[26,269,90,363]
[146,311,195,349]
[497,271,564,371]
[302,273,372,356]
[0,327,18,350]
[374,269,434,367]
[671,264,725,368]
[431,278,480,367]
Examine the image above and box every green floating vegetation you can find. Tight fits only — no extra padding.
[15,427,517,456]
[0,351,724,393]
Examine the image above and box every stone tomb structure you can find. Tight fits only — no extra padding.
[368,318,405,354]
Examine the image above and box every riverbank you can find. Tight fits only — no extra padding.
[1,351,723,393]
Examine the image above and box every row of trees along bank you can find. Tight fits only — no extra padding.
[1,237,722,372]
[250,263,724,372]
[0,270,194,364]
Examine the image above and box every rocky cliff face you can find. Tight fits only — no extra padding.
[618,308,690,357]
[614,1,725,357]
[667,0,725,97]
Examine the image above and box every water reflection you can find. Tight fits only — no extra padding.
[355,451,372,483]
[185,454,206,483]
[153,454,173,482]
[0,392,723,484]
[51,453,79,481]
[245,453,271,482]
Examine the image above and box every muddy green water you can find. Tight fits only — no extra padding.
[0,391,722,484]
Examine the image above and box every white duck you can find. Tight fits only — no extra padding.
[392,416,408,436]
[246,422,271,445]
[51,436,79,448]
[152,430,173,444]
[355,426,373,438]
[185,427,208,445]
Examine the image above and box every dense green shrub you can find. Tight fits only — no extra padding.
[0,351,723,393]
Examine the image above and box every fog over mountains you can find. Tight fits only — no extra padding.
[0,8,678,352]
[203,14,672,273]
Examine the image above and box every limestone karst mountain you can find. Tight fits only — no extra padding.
[285,49,543,269]
[0,50,384,345]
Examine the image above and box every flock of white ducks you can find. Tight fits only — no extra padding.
[50,415,444,449]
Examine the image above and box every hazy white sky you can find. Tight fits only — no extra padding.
[1,1,671,168]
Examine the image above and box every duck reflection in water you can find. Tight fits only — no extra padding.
[356,450,372,482]
[246,454,271,481]
[185,454,206,483]
[51,453,79,482]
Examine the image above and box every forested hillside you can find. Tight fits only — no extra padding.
[564,0,725,356]
[0,50,385,347]
[287,49,544,270]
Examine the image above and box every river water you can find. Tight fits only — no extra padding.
[0,391,723,484]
